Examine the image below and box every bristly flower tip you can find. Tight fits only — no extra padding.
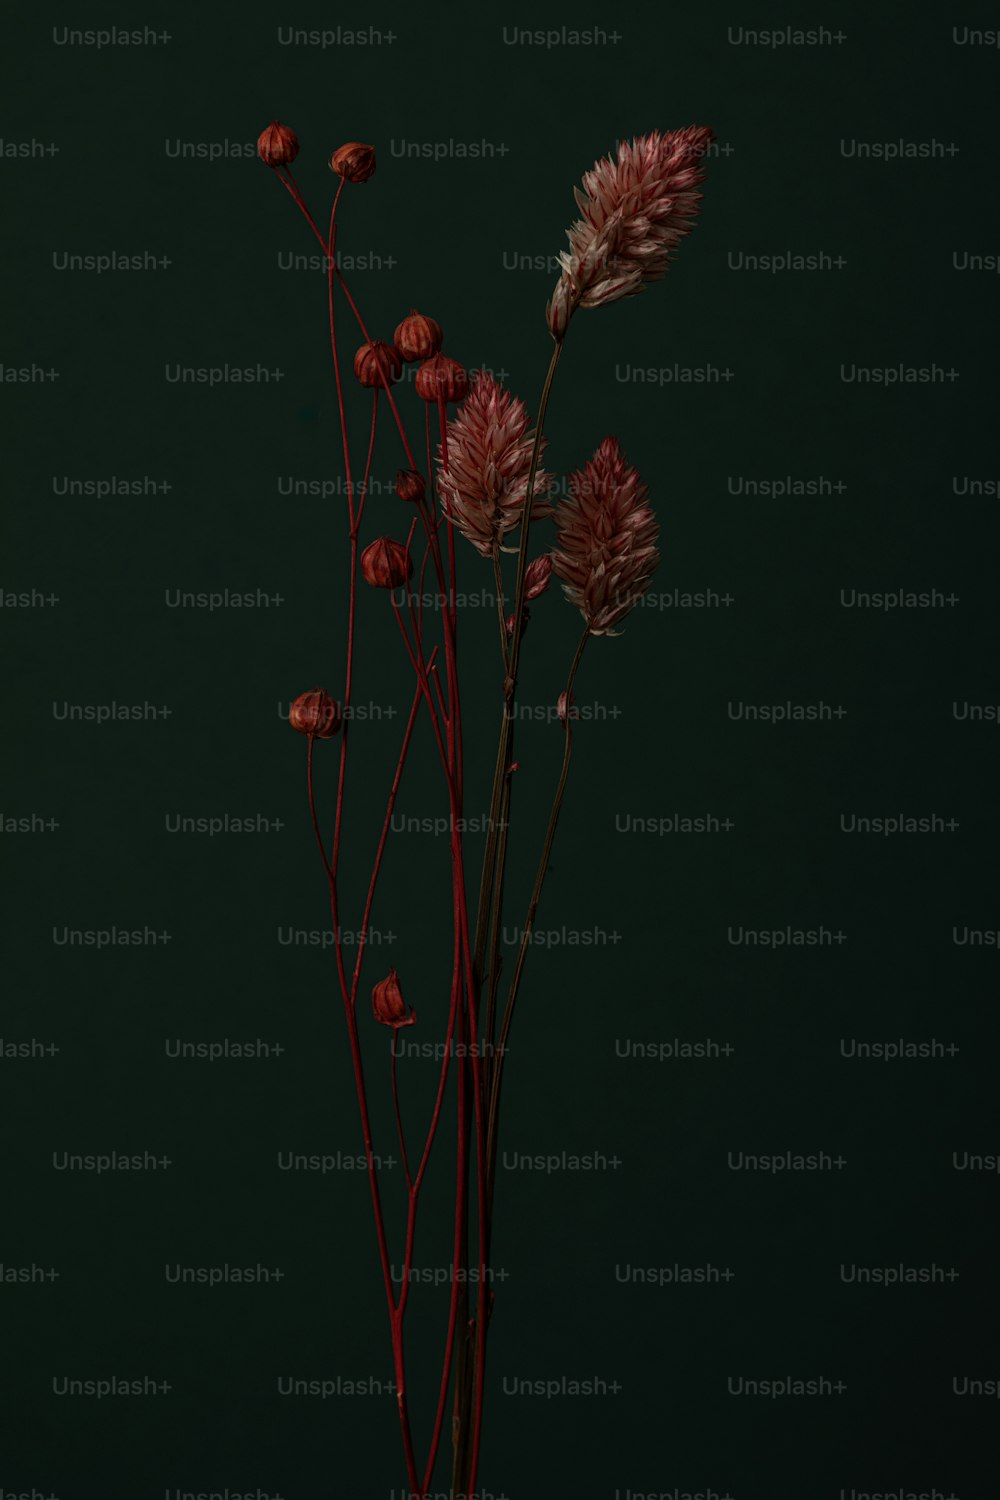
[546,127,714,339]
[552,436,659,635]
[436,371,553,557]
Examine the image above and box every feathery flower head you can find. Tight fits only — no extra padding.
[546,127,713,339]
[437,370,553,557]
[552,437,659,635]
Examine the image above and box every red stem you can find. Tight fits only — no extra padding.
[274,165,487,1497]
[335,270,420,471]
[305,736,333,883]
[420,983,467,1493]
[391,1036,412,1191]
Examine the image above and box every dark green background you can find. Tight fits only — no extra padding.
[4,3,999,1496]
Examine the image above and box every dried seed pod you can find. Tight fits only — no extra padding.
[361,538,413,589]
[394,310,443,363]
[415,354,468,405]
[372,968,416,1028]
[394,469,426,504]
[289,689,342,738]
[354,340,403,389]
[330,142,376,183]
[257,121,299,167]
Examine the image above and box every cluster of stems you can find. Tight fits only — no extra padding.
[268,157,586,1500]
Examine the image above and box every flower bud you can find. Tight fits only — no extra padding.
[395,469,426,504]
[257,121,299,167]
[354,340,402,389]
[506,608,528,640]
[289,688,342,739]
[330,142,376,184]
[556,691,578,723]
[415,354,469,404]
[394,310,443,363]
[524,554,553,600]
[546,279,572,341]
[372,968,416,1028]
[361,538,413,589]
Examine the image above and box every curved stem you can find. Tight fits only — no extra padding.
[352,390,379,539]
[486,626,590,1194]
[491,542,511,671]
[273,167,329,254]
[471,339,566,993]
[305,736,333,883]
[482,766,512,1086]
[422,963,468,1494]
[324,191,356,895]
[452,337,567,1498]
[335,269,420,471]
[437,394,463,803]
[391,1036,413,1191]
[506,340,564,690]
[349,657,435,1006]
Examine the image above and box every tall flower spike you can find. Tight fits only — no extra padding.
[436,370,553,557]
[552,437,659,636]
[546,127,714,338]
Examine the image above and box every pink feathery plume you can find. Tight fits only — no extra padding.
[552,437,659,636]
[437,370,553,556]
[547,127,713,339]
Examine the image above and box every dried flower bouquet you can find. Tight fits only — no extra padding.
[258,118,712,1497]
